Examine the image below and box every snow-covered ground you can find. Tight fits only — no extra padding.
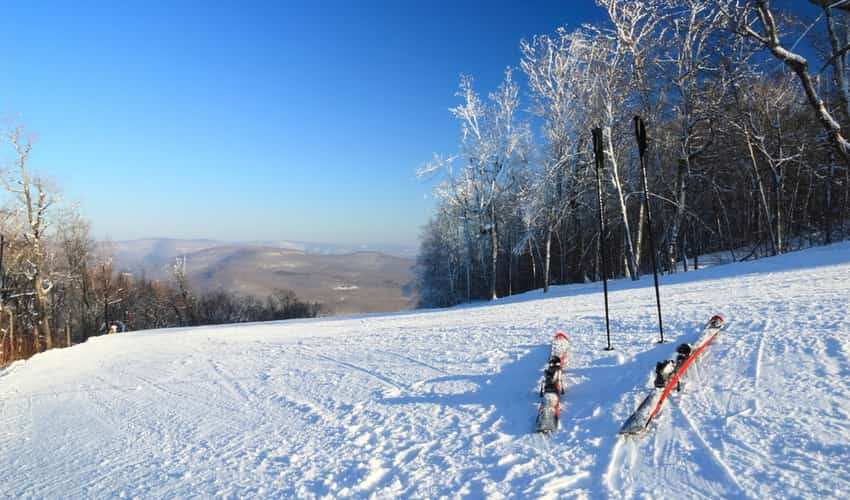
[2,243,849,498]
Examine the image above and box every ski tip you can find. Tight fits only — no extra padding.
[709,314,724,328]
[554,331,568,341]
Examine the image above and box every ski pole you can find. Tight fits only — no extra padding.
[592,128,613,351]
[634,116,664,344]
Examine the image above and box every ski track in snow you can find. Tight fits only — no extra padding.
[672,398,747,497]
[753,316,769,391]
[310,351,407,394]
[1,242,850,497]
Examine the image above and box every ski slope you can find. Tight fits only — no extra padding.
[2,243,849,498]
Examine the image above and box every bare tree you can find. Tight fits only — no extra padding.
[811,0,850,126]
[3,127,55,351]
[416,2,850,309]
[521,28,587,291]
[171,256,197,326]
[730,73,804,254]
[55,207,95,342]
[448,70,529,300]
[598,0,670,272]
[660,0,726,269]
[718,0,850,159]
[580,27,642,279]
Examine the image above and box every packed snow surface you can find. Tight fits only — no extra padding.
[2,243,850,498]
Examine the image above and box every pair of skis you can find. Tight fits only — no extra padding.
[618,315,725,436]
[535,332,569,433]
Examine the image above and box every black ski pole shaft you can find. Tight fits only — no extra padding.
[634,116,664,344]
[592,128,613,351]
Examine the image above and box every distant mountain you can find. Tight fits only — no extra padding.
[105,238,227,274]
[102,238,416,315]
[244,240,417,258]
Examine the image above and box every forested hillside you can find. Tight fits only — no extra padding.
[0,135,320,366]
[417,0,850,307]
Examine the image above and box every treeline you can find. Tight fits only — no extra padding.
[79,262,322,334]
[0,127,321,366]
[417,0,850,307]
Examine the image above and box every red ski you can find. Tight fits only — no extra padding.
[618,315,724,436]
[536,332,570,433]
[551,331,569,370]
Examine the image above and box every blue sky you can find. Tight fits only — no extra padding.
[0,0,604,246]
[0,1,817,247]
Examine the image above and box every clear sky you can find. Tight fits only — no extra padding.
[0,1,815,247]
[0,0,608,246]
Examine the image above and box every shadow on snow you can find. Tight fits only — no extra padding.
[378,344,552,437]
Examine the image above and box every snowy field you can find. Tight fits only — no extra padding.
[2,243,849,498]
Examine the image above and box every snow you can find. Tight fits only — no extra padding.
[2,242,850,498]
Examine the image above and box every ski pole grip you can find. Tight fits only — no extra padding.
[592,127,603,162]
[634,116,647,156]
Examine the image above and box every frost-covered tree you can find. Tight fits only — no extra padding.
[3,127,55,351]
[521,28,589,291]
[417,210,461,307]
[427,70,530,301]
[581,27,643,279]
[417,1,850,308]
[657,0,726,270]
[717,0,850,159]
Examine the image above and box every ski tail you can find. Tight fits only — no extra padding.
[536,332,569,434]
[618,390,661,435]
[536,392,560,433]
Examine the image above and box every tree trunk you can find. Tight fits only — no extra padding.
[745,130,778,255]
[558,227,567,284]
[489,202,498,300]
[543,227,552,293]
[4,309,14,363]
[507,233,513,297]
[465,261,471,303]
[32,238,52,352]
[38,287,52,351]
[693,225,700,270]
[824,4,850,127]
[773,169,783,254]
[826,153,834,244]
[667,158,688,272]
[841,155,850,235]
[447,254,455,301]
[605,127,640,280]
[572,195,582,281]
[774,110,784,254]
[464,218,472,302]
